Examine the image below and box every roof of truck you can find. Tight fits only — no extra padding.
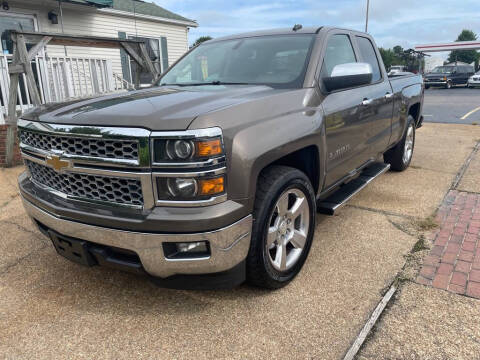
[207,27,323,43]
[206,26,373,43]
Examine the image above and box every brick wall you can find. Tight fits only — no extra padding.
[0,125,22,167]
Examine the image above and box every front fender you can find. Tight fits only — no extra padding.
[228,109,324,211]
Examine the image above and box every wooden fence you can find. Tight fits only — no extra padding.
[0,54,132,124]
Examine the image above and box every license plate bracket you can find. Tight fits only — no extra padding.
[49,231,97,267]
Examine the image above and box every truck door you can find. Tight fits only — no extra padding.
[353,35,394,160]
[320,32,393,189]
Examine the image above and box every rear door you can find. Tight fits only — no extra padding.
[352,35,394,159]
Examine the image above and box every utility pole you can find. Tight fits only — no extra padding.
[365,0,370,33]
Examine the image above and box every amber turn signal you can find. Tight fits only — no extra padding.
[198,176,225,196]
[196,139,223,157]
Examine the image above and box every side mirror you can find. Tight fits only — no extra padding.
[323,62,373,92]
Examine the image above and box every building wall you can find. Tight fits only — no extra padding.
[1,0,191,78]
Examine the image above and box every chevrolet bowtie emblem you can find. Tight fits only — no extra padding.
[45,155,70,172]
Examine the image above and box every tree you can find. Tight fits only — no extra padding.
[191,36,213,48]
[447,30,479,65]
[379,47,398,69]
[393,45,403,56]
[379,46,423,72]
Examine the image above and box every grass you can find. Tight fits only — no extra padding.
[412,235,429,253]
[412,215,438,232]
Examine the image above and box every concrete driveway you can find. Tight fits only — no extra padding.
[1,122,480,359]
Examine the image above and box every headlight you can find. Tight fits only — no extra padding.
[151,127,226,206]
[151,128,224,164]
[156,174,225,201]
[166,140,194,160]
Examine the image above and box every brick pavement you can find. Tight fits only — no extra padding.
[417,190,480,298]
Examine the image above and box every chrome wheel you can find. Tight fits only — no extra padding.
[403,124,414,164]
[266,188,310,271]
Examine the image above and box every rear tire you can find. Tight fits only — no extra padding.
[246,166,316,289]
[425,85,430,89]
[384,115,415,172]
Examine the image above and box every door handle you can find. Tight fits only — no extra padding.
[385,92,394,99]
[361,98,373,106]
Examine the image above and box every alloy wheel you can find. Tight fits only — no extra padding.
[403,124,414,164]
[265,188,310,271]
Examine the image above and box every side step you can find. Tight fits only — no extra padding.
[317,162,391,215]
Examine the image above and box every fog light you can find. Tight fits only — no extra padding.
[176,241,208,253]
[163,241,210,259]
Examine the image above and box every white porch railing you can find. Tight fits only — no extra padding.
[0,54,133,124]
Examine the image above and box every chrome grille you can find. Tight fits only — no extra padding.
[19,130,139,160]
[25,160,144,206]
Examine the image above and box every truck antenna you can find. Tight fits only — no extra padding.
[292,24,302,32]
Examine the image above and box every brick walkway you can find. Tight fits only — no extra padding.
[417,190,480,298]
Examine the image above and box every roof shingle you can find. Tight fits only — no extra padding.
[112,0,195,23]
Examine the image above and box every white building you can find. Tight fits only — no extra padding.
[0,0,197,85]
[424,56,445,73]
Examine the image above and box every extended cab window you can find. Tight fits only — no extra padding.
[356,36,381,82]
[323,34,356,76]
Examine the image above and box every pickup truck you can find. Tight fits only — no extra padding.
[17,26,424,289]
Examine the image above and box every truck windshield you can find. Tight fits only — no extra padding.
[159,35,315,89]
[431,66,455,74]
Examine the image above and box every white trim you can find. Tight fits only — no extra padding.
[98,8,198,28]
[415,41,480,52]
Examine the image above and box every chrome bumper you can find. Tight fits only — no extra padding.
[22,196,252,278]
[425,81,446,85]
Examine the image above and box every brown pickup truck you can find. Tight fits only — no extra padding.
[18,26,424,289]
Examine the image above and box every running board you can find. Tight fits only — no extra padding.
[317,162,391,215]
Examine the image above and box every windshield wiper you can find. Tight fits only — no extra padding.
[161,81,252,86]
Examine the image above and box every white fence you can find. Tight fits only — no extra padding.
[0,54,132,124]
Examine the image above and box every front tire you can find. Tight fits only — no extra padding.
[246,166,316,289]
[445,81,452,89]
[384,115,416,171]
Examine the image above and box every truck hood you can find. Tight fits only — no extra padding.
[21,85,284,131]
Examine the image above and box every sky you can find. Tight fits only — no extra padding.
[154,0,480,59]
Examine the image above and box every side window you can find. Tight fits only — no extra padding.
[323,34,356,76]
[356,36,381,82]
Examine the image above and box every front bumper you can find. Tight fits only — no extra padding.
[468,80,480,86]
[424,81,447,86]
[22,195,252,279]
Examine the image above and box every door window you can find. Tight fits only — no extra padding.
[0,14,35,54]
[128,36,162,85]
[356,36,381,82]
[322,34,356,76]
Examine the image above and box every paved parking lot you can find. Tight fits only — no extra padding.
[423,87,480,124]
[1,120,479,359]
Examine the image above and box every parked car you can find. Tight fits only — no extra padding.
[17,26,424,289]
[467,71,480,88]
[388,65,405,76]
[424,64,475,89]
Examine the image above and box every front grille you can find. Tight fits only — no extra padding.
[25,160,144,206]
[19,130,139,160]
